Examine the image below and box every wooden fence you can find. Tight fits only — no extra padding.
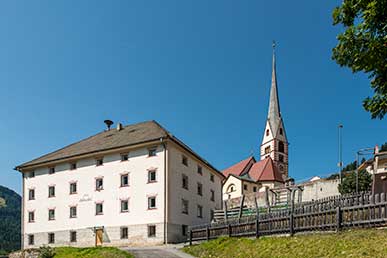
[189,192,387,244]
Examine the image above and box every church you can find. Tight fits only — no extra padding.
[222,47,290,200]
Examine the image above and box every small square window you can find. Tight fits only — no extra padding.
[28,211,35,223]
[121,154,129,162]
[182,199,189,214]
[96,203,103,215]
[96,158,103,166]
[48,167,55,174]
[70,182,77,194]
[121,227,128,239]
[28,189,35,200]
[197,166,203,175]
[243,184,248,191]
[70,163,77,170]
[29,171,35,178]
[70,231,77,242]
[253,186,257,192]
[148,170,157,183]
[148,225,156,237]
[197,183,203,196]
[28,234,34,245]
[210,190,215,202]
[121,200,129,213]
[182,155,188,166]
[48,209,55,221]
[148,197,156,209]
[96,178,103,191]
[182,174,189,190]
[148,148,157,157]
[182,225,188,236]
[121,174,129,187]
[48,186,55,198]
[70,206,77,218]
[48,233,55,244]
[210,174,215,182]
[197,205,203,218]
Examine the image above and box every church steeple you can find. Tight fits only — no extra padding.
[260,42,289,180]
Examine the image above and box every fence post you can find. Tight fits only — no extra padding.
[336,206,342,232]
[255,218,260,238]
[189,230,192,246]
[238,195,245,222]
[228,224,232,237]
[206,226,210,241]
[289,189,296,236]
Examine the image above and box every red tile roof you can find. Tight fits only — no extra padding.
[223,156,284,183]
[222,156,255,177]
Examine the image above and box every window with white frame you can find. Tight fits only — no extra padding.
[95,203,103,215]
[96,158,103,166]
[48,186,55,198]
[121,227,128,239]
[70,231,77,242]
[70,182,77,194]
[148,148,157,157]
[95,178,103,191]
[28,189,35,200]
[121,199,129,212]
[148,196,156,209]
[148,170,157,183]
[121,153,129,162]
[148,225,156,237]
[121,174,129,187]
[48,209,55,221]
[28,211,35,223]
[70,206,77,218]
[48,233,55,244]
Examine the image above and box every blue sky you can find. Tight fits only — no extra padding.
[1,1,386,194]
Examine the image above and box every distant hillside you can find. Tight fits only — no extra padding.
[0,185,21,255]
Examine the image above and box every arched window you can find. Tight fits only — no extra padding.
[226,184,236,193]
[278,141,285,153]
[266,129,269,136]
[279,128,283,135]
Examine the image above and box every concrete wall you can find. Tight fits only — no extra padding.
[300,179,340,202]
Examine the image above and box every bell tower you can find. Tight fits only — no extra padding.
[260,42,289,180]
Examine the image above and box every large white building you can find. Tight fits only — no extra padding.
[15,121,224,248]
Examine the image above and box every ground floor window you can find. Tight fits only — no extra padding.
[148,225,156,238]
[182,225,188,236]
[120,227,128,239]
[48,233,55,244]
[28,234,34,245]
[70,231,77,243]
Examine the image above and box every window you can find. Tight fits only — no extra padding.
[265,146,271,154]
[197,205,203,218]
[197,183,203,196]
[279,154,284,162]
[182,174,189,190]
[70,206,77,218]
[253,186,257,192]
[121,200,129,213]
[95,178,103,191]
[96,203,103,215]
[182,225,188,236]
[70,231,77,242]
[70,162,77,170]
[48,186,55,198]
[278,141,285,153]
[121,153,129,162]
[148,225,156,237]
[48,233,55,244]
[244,184,248,191]
[266,129,269,136]
[197,165,203,175]
[48,167,55,174]
[148,170,157,183]
[148,196,156,209]
[210,174,215,182]
[121,174,129,187]
[280,128,283,135]
[29,171,35,178]
[48,209,55,221]
[28,189,35,200]
[182,199,189,214]
[148,148,157,157]
[210,190,215,202]
[28,234,34,245]
[70,182,77,194]
[96,158,103,166]
[28,211,35,223]
[120,227,128,239]
[182,155,188,166]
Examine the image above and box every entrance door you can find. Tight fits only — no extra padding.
[95,229,103,246]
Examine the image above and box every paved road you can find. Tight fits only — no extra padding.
[123,246,194,258]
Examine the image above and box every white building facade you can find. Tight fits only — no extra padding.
[16,121,224,248]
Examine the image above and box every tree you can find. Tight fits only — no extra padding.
[332,0,387,119]
[380,142,387,152]
[338,169,372,194]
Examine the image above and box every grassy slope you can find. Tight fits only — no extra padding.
[183,229,387,258]
[54,247,133,258]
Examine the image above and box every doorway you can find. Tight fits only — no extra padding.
[95,228,103,246]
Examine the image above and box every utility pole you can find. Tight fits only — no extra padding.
[338,124,343,183]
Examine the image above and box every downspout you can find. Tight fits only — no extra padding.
[162,139,168,244]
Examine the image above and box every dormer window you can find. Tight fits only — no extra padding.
[266,129,269,136]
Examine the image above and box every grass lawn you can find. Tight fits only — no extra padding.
[53,247,133,258]
[183,228,387,258]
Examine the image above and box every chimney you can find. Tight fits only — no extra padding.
[104,120,114,131]
[375,145,379,154]
[117,123,123,131]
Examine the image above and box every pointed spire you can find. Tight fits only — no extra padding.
[267,41,282,134]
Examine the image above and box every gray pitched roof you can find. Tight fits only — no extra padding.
[16,121,169,169]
